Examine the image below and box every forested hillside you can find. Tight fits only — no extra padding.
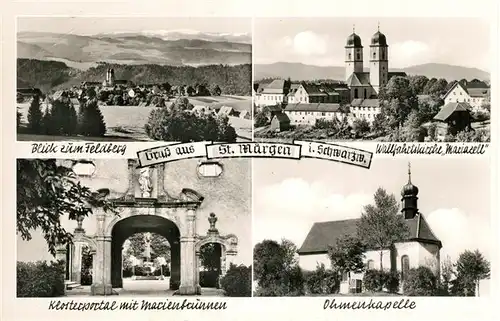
[17,59,252,96]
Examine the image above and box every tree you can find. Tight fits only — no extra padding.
[77,98,107,137]
[211,84,222,96]
[254,111,269,128]
[327,235,365,285]
[27,95,43,133]
[379,77,417,129]
[45,99,78,136]
[199,243,221,272]
[17,159,115,256]
[455,249,490,296]
[357,188,410,270]
[125,233,170,263]
[401,111,426,142]
[439,255,455,295]
[408,75,429,95]
[253,239,304,296]
[423,78,437,94]
[352,118,371,137]
[428,78,448,97]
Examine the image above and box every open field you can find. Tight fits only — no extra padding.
[17,96,252,141]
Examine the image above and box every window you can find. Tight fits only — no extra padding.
[373,52,376,59]
[348,53,352,60]
[367,260,375,270]
[72,160,96,177]
[381,51,385,60]
[401,255,410,281]
[354,88,359,99]
[364,89,367,99]
[198,161,223,177]
[356,53,360,60]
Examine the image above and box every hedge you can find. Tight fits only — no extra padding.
[220,264,252,297]
[17,261,65,297]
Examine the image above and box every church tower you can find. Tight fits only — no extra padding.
[345,26,363,82]
[401,163,419,220]
[369,25,389,94]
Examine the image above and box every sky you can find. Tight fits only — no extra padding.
[254,17,491,71]
[17,16,252,36]
[253,157,492,262]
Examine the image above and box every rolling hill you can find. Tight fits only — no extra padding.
[254,62,490,82]
[17,31,252,68]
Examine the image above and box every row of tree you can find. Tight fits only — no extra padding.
[26,95,107,137]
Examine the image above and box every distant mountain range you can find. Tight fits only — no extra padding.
[17,31,251,69]
[254,62,490,83]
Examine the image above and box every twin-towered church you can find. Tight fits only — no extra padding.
[344,27,406,100]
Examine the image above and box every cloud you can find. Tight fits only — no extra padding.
[426,208,491,261]
[254,178,372,245]
[284,31,329,56]
[388,40,436,67]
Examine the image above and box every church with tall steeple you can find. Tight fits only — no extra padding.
[297,163,442,294]
[344,25,406,101]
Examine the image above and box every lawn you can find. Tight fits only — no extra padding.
[17,96,253,141]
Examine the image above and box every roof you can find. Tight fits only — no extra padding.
[272,113,290,123]
[388,72,407,79]
[434,102,472,121]
[350,98,379,107]
[346,33,362,47]
[371,31,387,46]
[298,213,442,255]
[443,81,490,99]
[218,106,234,115]
[262,79,286,94]
[301,83,328,96]
[346,72,371,86]
[285,103,342,113]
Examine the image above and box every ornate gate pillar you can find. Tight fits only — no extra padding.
[178,208,201,295]
[91,235,113,295]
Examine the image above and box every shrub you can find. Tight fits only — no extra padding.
[427,123,438,141]
[472,111,490,122]
[352,118,371,137]
[254,111,269,127]
[27,95,44,133]
[385,270,400,293]
[363,269,386,292]
[304,264,339,295]
[199,271,220,288]
[77,99,107,137]
[145,106,237,142]
[17,261,65,297]
[219,264,251,297]
[403,266,438,296]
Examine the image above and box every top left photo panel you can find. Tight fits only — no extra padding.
[16,16,253,143]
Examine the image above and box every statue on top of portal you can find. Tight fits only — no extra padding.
[139,167,153,197]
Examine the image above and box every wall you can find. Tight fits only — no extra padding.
[17,158,252,266]
[350,106,381,123]
[285,110,345,126]
[298,253,330,271]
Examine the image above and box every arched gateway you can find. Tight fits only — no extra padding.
[55,159,238,295]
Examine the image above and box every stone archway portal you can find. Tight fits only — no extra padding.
[111,215,181,290]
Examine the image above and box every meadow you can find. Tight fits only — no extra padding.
[17,96,252,142]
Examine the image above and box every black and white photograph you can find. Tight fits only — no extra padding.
[253,18,491,143]
[16,158,252,297]
[16,17,253,142]
[252,158,492,297]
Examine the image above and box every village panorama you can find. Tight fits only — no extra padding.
[253,23,491,143]
[16,18,253,143]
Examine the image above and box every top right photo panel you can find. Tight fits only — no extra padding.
[253,17,491,143]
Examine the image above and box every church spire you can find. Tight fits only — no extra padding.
[408,162,412,183]
[353,24,355,33]
[401,163,419,219]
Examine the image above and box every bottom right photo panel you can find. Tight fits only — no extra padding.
[252,157,491,297]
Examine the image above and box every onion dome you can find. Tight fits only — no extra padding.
[371,30,387,46]
[401,163,419,197]
[346,33,362,47]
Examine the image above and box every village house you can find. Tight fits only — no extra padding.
[270,113,291,132]
[433,102,473,137]
[349,99,381,123]
[284,103,345,126]
[442,80,490,113]
[286,82,350,105]
[298,165,441,294]
[257,79,287,107]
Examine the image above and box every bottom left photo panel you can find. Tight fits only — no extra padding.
[16,158,252,297]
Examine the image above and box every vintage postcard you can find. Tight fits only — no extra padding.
[1,1,499,321]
